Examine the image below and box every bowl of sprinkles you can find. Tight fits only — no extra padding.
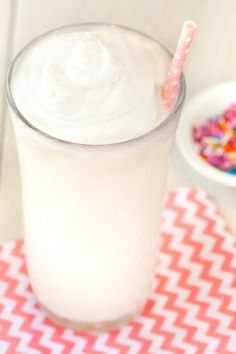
[176,81,236,186]
[193,103,236,175]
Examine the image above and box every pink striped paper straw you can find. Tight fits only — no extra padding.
[162,20,196,108]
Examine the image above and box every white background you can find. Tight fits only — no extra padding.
[1,0,236,242]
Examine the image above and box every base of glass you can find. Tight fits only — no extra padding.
[40,303,140,332]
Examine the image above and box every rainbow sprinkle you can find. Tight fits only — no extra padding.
[192,103,236,175]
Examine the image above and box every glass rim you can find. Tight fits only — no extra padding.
[6,22,186,151]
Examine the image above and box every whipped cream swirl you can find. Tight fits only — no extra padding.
[12,26,169,144]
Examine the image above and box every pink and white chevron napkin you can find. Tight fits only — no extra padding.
[1,188,236,354]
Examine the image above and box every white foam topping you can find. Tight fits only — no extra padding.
[12,26,168,144]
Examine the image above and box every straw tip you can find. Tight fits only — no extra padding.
[184,20,197,30]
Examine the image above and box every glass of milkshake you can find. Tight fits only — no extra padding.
[6,24,186,331]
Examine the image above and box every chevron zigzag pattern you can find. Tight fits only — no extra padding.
[1,188,236,353]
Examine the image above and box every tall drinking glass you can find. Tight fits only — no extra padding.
[6,24,186,331]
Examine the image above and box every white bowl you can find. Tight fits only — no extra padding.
[176,81,236,187]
